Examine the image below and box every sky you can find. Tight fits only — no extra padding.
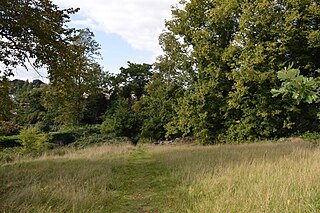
[12,0,180,82]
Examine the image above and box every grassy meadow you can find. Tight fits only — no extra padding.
[1,139,320,212]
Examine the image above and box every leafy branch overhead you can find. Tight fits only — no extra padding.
[272,66,320,104]
[0,0,79,76]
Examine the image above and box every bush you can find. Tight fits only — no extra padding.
[0,121,21,136]
[35,121,51,133]
[20,127,52,151]
[50,125,101,146]
[72,125,101,136]
[70,134,128,148]
[100,118,117,136]
[101,98,142,145]
[301,132,320,147]
[0,136,21,149]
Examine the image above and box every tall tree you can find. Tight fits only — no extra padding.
[160,0,320,143]
[109,62,153,101]
[101,62,153,143]
[44,29,105,126]
[136,73,182,140]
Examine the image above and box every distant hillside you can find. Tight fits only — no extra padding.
[9,79,45,98]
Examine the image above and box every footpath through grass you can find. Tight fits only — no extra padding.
[1,140,320,212]
[0,145,181,212]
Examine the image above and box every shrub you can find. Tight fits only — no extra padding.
[19,127,52,151]
[70,134,128,148]
[0,121,21,136]
[49,125,101,146]
[35,121,51,133]
[100,118,117,136]
[0,136,21,149]
[101,98,142,145]
[72,125,101,137]
[301,132,320,147]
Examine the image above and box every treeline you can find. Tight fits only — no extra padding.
[1,62,156,144]
[155,0,320,143]
[1,0,320,145]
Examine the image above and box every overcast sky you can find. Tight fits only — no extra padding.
[12,0,180,81]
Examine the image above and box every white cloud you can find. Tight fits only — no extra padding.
[7,66,48,83]
[1,62,48,83]
[54,0,180,56]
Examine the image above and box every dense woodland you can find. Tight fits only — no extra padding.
[1,0,320,148]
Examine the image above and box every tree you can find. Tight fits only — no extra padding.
[9,79,25,98]
[135,73,182,141]
[0,0,78,76]
[15,82,48,126]
[160,0,320,143]
[82,92,109,124]
[101,98,141,145]
[109,62,153,101]
[44,29,105,126]
[0,75,14,121]
[100,62,153,144]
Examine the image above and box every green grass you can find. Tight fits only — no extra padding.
[0,145,180,212]
[1,140,320,212]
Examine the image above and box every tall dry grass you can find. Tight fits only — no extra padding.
[152,141,320,212]
[38,143,133,161]
[3,143,133,165]
[1,140,319,212]
[0,145,132,212]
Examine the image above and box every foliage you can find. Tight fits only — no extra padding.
[136,73,182,140]
[8,79,25,98]
[300,131,320,147]
[19,127,51,151]
[108,62,153,100]
[1,0,320,145]
[49,125,101,146]
[0,135,21,149]
[60,125,102,138]
[0,0,78,76]
[70,134,128,148]
[271,66,320,129]
[159,0,320,143]
[1,1,107,129]
[0,76,14,121]
[101,98,141,144]
[100,63,154,144]
[272,66,320,104]
[0,121,21,136]
[15,82,49,125]
[82,93,109,124]
[43,29,106,126]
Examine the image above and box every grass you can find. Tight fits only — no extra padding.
[1,139,320,212]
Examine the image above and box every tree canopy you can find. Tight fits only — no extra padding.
[159,0,320,143]
[0,0,78,77]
